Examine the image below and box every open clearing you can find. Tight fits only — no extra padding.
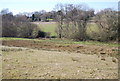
[33,22,57,37]
[1,38,119,79]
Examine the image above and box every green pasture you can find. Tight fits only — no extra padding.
[37,21,101,38]
[38,23,57,37]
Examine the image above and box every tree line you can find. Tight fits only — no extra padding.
[0,3,119,42]
[54,4,118,42]
[1,9,47,38]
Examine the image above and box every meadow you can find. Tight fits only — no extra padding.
[34,21,102,40]
[37,22,57,37]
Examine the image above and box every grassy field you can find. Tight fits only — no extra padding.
[36,21,101,39]
[37,22,57,37]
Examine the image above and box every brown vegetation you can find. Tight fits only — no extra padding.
[2,40,118,57]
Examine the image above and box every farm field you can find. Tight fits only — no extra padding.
[1,37,119,79]
[33,22,57,37]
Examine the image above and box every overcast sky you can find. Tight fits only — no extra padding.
[0,0,119,15]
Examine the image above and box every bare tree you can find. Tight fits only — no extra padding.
[95,8,118,41]
[54,3,94,40]
[55,3,65,38]
[2,10,17,37]
[1,9,40,38]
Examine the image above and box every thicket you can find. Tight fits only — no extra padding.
[1,9,43,38]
